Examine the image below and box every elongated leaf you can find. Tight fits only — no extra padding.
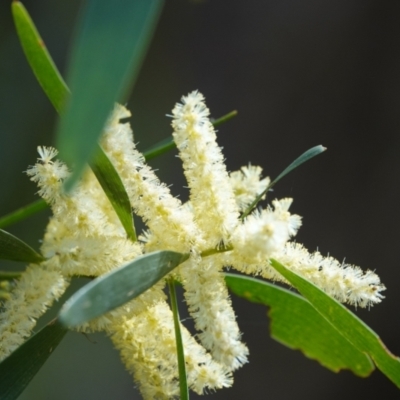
[270,145,326,189]
[0,319,67,400]
[59,251,188,327]
[168,279,189,400]
[241,145,326,219]
[225,274,373,375]
[57,0,164,191]
[12,2,70,114]
[90,144,136,241]
[0,229,43,263]
[269,259,400,387]
[0,199,48,230]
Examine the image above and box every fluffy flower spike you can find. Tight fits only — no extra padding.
[0,91,386,400]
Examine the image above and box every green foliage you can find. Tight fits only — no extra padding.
[0,199,47,230]
[56,0,164,191]
[225,273,374,375]
[0,319,67,400]
[90,144,137,242]
[59,251,189,328]
[12,1,70,114]
[241,145,327,219]
[0,229,43,263]
[269,259,400,388]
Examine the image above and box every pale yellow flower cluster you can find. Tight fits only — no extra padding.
[0,91,385,399]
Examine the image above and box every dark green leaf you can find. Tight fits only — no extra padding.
[90,144,136,241]
[168,279,189,400]
[0,319,67,400]
[12,2,70,114]
[241,145,326,219]
[0,199,48,230]
[269,145,326,189]
[59,251,188,327]
[57,0,164,191]
[0,229,43,263]
[225,273,373,376]
[269,259,400,388]
[0,271,22,280]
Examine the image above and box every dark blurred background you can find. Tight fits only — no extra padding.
[1,0,400,399]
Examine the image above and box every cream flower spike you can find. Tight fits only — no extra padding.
[172,90,239,248]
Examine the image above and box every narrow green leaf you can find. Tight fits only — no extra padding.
[168,279,189,400]
[269,259,400,388]
[0,271,22,280]
[90,144,136,242]
[12,2,70,114]
[0,319,67,400]
[211,109,237,127]
[144,137,176,161]
[241,145,326,219]
[144,109,238,161]
[59,251,188,327]
[0,199,48,230]
[0,229,43,263]
[57,0,164,191]
[225,274,373,376]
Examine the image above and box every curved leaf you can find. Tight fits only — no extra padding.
[241,145,326,219]
[225,273,373,376]
[12,2,70,113]
[0,229,43,263]
[59,250,188,327]
[90,144,136,241]
[269,259,400,388]
[57,0,164,191]
[0,319,67,400]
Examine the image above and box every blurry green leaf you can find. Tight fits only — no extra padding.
[0,271,22,280]
[59,251,188,327]
[0,229,43,263]
[57,0,164,191]
[0,199,48,230]
[225,274,373,376]
[0,319,67,400]
[269,259,400,388]
[12,2,70,114]
[90,144,136,241]
[241,145,326,219]
[168,279,189,400]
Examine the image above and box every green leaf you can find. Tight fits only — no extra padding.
[59,251,188,327]
[225,274,373,376]
[57,0,164,191]
[0,319,67,400]
[90,144,136,242]
[12,2,70,114]
[168,279,189,400]
[0,199,48,230]
[241,145,326,219]
[0,229,43,263]
[269,259,400,388]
